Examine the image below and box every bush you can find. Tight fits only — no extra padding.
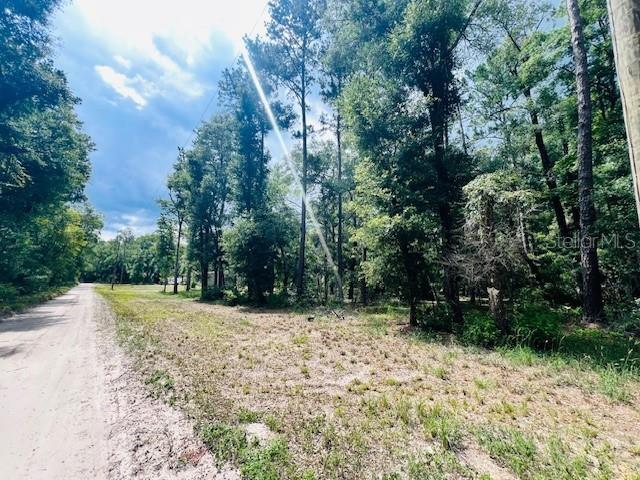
[19,274,50,294]
[462,312,501,347]
[418,304,455,332]
[512,303,562,349]
[606,304,640,336]
[223,289,245,306]
[560,327,640,369]
[265,293,289,309]
[0,283,18,304]
[202,286,224,301]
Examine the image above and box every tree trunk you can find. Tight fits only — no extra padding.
[336,113,344,301]
[200,228,208,300]
[568,0,606,322]
[523,88,571,239]
[111,240,120,290]
[280,246,289,297]
[428,101,464,326]
[607,0,640,224]
[186,267,191,292]
[482,195,509,332]
[119,240,126,285]
[400,234,420,327]
[296,72,308,299]
[360,247,368,306]
[173,218,182,294]
[487,285,507,332]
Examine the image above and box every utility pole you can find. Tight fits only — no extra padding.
[607,0,640,224]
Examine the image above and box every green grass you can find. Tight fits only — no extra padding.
[417,402,462,450]
[406,450,473,479]
[433,366,448,380]
[145,369,175,397]
[598,365,634,403]
[200,422,249,463]
[474,425,538,477]
[199,421,298,479]
[238,408,262,423]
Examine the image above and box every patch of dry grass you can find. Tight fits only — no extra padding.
[98,285,640,479]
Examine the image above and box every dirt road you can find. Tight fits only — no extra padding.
[0,284,235,480]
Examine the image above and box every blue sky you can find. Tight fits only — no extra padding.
[51,0,271,239]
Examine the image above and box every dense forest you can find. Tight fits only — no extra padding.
[0,1,102,311]
[85,0,640,339]
[3,0,640,341]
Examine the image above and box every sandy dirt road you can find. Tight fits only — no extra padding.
[0,284,236,480]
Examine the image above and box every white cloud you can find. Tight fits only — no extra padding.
[56,0,268,105]
[70,0,266,52]
[113,55,131,69]
[94,65,150,108]
[101,211,157,239]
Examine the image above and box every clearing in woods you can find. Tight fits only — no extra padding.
[98,284,640,479]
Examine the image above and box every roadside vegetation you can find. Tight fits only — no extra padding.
[99,285,640,479]
[0,2,102,313]
[0,284,75,316]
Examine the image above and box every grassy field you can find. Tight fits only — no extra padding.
[97,285,640,479]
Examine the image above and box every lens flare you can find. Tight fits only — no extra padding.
[241,45,343,295]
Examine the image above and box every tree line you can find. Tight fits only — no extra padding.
[0,1,101,307]
[90,0,640,337]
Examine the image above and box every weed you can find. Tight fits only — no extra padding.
[395,396,412,425]
[433,366,448,380]
[347,378,370,394]
[474,425,537,477]
[542,435,588,479]
[264,414,283,433]
[498,345,538,366]
[240,438,291,480]
[145,369,175,399]
[416,402,461,450]
[200,422,247,463]
[292,334,309,345]
[365,314,392,335]
[238,408,262,423]
[407,450,472,479]
[473,377,493,390]
[385,377,401,387]
[598,365,633,403]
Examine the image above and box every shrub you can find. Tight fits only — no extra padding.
[0,283,18,304]
[265,293,289,309]
[223,289,245,306]
[607,304,640,336]
[19,274,50,294]
[202,286,224,301]
[418,304,454,332]
[462,312,501,347]
[512,303,562,349]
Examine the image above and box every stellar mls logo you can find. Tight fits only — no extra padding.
[556,233,636,249]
